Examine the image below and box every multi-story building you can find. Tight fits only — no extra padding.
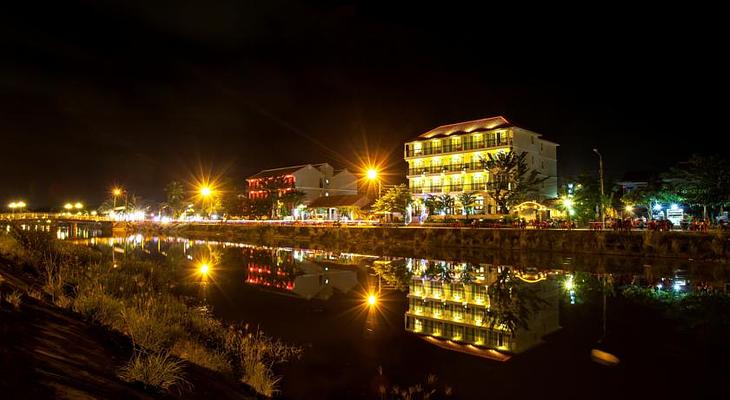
[404,116,558,214]
[404,262,560,354]
[246,163,357,204]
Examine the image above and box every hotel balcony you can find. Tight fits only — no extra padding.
[409,182,499,195]
[404,138,512,159]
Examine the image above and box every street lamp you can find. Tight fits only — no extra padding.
[199,185,214,218]
[366,168,381,197]
[593,148,605,228]
[112,187,123,210]
[8,201,25,214]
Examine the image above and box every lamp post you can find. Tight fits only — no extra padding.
[199,186,213,218]
[593,148,605,229]
[366,168,381,197]
[112,188,123,210]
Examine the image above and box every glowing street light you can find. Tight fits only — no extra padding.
[367,293,378,306]
[199,263,210,276]
[8,201,26,214]
[113,188,123,197]
[625,204,633,212]
[366,168,381,197]
[199,186,212,198]
[74,202,84,210]
[64,203,73,211]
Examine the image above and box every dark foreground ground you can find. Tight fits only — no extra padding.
[0,260,254,400]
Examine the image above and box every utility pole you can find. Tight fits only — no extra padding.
[593,148,605,229]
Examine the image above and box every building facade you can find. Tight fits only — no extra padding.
[247,163,358,204]
[404,116,558,215]
[404,262,560,354]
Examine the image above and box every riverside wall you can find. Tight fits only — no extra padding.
[120,223,730,263]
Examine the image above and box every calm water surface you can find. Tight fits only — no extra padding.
[81,235,730,400]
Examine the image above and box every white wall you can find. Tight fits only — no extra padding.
[330,169,358,195]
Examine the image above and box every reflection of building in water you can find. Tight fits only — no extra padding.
[404,262,560,353]
[244,247,359,300]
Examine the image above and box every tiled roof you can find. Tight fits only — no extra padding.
[417,116,512,139]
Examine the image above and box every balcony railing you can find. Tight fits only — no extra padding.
[405,138,512,158]
[410,182,499,194]
[408,162,486,176]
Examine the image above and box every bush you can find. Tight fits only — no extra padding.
[226,327,302,397]
[171,339,232,375]
[4,290,22,309]
[119,351,191,393]
[73,285,124,327]
[121,297,186,352]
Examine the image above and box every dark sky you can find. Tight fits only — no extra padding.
[1,1,727,209]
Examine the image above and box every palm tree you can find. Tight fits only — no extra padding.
[481,150,548,214]
[423,195,439,215]
[437,194,454,215]
[457,192,477,216]
[164,181,186,218]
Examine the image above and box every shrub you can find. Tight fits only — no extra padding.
[121,305,185,352]
[226,327,302,397]
[4,290,22,309]
[73,285,124,327]
[171,339,232,375]
[119,351,191,393]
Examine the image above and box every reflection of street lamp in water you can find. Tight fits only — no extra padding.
[591,273,620,366]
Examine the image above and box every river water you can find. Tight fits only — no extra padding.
[79,234,730,399]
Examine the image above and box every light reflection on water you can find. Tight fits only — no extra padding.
[75,235,730,399]
[2,221,105,240]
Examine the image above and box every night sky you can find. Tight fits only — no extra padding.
[1,2,727,209]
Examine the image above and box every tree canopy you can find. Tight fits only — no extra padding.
[480,150,548,214]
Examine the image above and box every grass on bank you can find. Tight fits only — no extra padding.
[0,229,301,397]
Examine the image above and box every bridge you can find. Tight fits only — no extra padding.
[1,213,114,238]
[0,212,111,223]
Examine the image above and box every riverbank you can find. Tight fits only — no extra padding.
[126,223,730,263]
[0,259,254,400]
[0,229,300,399]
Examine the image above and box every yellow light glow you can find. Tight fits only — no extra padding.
[366,168,378,180]
[17,201,26,208]
[199,263,210,275]
[74,202,83,209]
[8,202,16,209]
[200,186,212,197]
[562,198,574,208]
[625,204,633,212]
[64,203,73,210]
[367,293,377,306]
[113,188,122,196]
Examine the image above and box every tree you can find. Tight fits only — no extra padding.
[372,184,413,220]
[480,150,548,214]
[423,195,440,215]
[568,174,617,225]
[486,267,548,335]
[436,194,455,215]
[280,190,306,217]
[665,154,730,219]
[620,179,682,219]
[221,191,245,217]
[457,192,477,216]
[257,176,293,218]
[164,181,186,218]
